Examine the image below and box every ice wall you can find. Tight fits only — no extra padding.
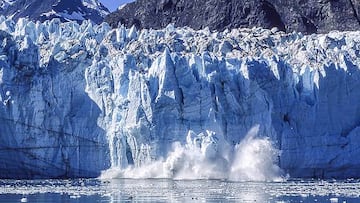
[1,17,360,179]
[0,18,111,178]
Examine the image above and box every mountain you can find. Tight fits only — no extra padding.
[105,0,360,34]
[1,16,360,179]
[0,0,109,23]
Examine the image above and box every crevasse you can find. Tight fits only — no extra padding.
[1,17,360,179]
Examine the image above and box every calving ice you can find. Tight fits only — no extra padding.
[101,125,284,181]
[0,17,360,179]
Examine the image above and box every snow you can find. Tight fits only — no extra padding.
[0,0,15,10]
[1,17,360,179]
[82,0,109,16]
[40,10,57,17]
[118,3,128,11]
[58,11,86,21]
[1,0,108,24]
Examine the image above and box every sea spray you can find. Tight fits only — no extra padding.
[100,125,286,181]
[229,125,283,181]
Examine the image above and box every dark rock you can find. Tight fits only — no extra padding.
[105,0,360,34]
[0,0,109,24]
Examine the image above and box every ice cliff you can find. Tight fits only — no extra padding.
[1,16,360,179]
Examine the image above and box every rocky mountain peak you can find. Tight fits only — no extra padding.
[105,0,360,34]
[0,0,109,23]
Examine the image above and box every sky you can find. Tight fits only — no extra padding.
[100,0,135,12]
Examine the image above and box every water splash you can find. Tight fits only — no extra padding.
[100,125,286,181]
[229,126,284,181]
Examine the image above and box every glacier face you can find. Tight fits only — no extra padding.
[1,17,360,179]
[0,18,111,178]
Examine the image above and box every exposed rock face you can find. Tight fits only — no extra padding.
[105,0,360,34]
[0,0,109,24]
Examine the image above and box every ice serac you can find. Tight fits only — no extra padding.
[0,18,111,178]
[1,17,360,179]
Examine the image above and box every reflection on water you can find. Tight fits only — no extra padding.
[1,179,360,202]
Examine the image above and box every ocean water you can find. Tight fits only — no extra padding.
[1,179,360,202]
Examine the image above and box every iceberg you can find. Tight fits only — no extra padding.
[1,17,360,179]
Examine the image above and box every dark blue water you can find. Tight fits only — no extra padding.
[1,179,360,202]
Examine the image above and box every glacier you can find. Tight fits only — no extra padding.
[1,16,360,179]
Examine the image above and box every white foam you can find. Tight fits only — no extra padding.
[100,125,286,181]
[20,197,27,202]
[229,126,283,181]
